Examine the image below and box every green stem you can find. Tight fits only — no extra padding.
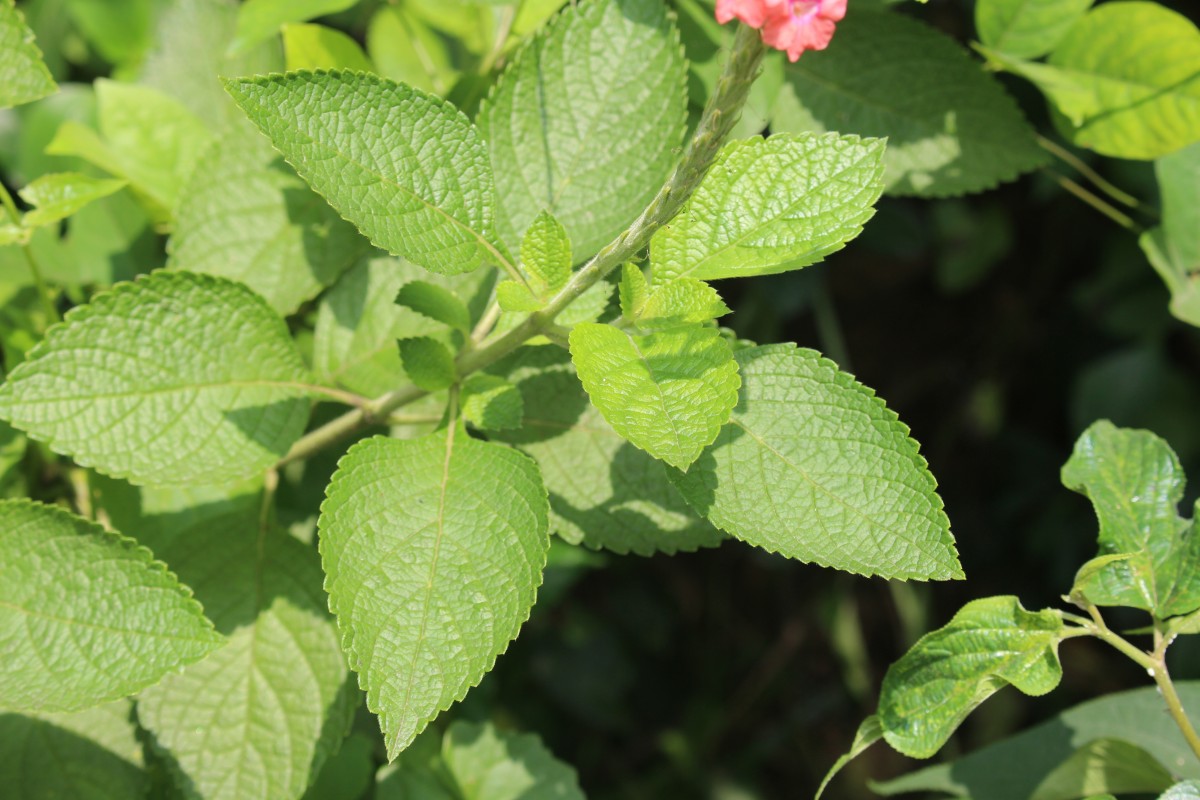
[273,23,768,469]
[1036,134,1150,214]
[1151,659,1200,762]
[1047,169,1141,233]
[0,181,59,324]
[812,271,851,372]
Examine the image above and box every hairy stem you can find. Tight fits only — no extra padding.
[1151,658,1200,762]
[274,23,767,469]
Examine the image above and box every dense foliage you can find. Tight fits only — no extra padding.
[1,0,1199,798]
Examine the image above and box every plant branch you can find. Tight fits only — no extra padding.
[1036,134,1152,215]
[0,181,59,324]
[1150,657,1200,762]
[273,23,767,469]
[1047,169,1141,233]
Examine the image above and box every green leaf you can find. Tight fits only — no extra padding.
[376,720,585,800]
[63,0,157,67]
[139,0,285,132]
[230,0,357,55]
[0,271,313,486]
[1062,420,1200,617]
[138,525,355,800]
[18,172,126,229]
[397,280,472,333]
[1028,738,1175,800]
[0,499,222,712]
[0,700,147,800]
[878,596,1065,759]
[975,0,1093,59]
[773,10,1047,197]
[618,263,650,320]
[478,0,687,260]
[169,128,368,314]
[46,80,214,222]
[492,347,724,556]
[1165,608,1200,636]
[398,336,457,392]
[985,3,1200,160]
[303,732,376,800]
[461,374,523,431]
[319,432,550,757]
[283,22,375,72]
[669,344,961,580]
[440,721,585,800]
[873,683,1200,798]
[365,6,457,96]
[651,134,884,281]
[1143,141,1200,327]
[521,210,572,295]
[496,280,544,313]
[816,715,882,800]
[225,70,508,276]
[569,322,739,470]
[1164,781,1200,799]
[632,277,731,330]
[313,256,491,397]
[0,0,56,109]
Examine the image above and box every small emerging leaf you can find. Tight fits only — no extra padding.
[636,278,730,330]
[521,210,572,295]
[397,336,456,392]
[879,596,1065,758]
[496,280,543,313]
[570,322,739,469]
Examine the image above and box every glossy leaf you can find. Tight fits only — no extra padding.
[570,322,740,470]
[479,0,687,260]
[879,596,1065,758]
[1163,781,1200,799]
[651,134,885,281]
[874,683,1200,798]
[773,10,1046,196]
[225,70,508,276]
[0,272,313,485]
[319,433,550,757]
[670,344,960,580]
[0,500,222,712]
[1062,420,1200,617]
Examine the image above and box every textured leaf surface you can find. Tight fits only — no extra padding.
[225,70,507,276]
[19,172,127,229]
[169,127,368,314]
[319,433,550,757]
[312,257,490,397]
[0,700,146,800]
[975,0,1093,59]
[138,525,355,800]
[651,134,884,281]
[570,322,739,469]
[1062,420,1200,617]
[521,211,572,295]
[0,500,222,712]
[879,596,1065,758]
[670,344,960,579]
[988,3,1200,160]
[772,10,1046,197]
[283,22,374,72]
[0,0,56,109]
[377,720,585,800]
[46,80,213,220]
[634,277,730,330]
[1164,782,1200,799]
[0,271,313,485]
[231,0,357,54]
[478,0,687,260]
[493,347,723,556]
[874,683,1200,798]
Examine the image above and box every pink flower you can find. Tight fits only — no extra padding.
[715,0,847,61]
